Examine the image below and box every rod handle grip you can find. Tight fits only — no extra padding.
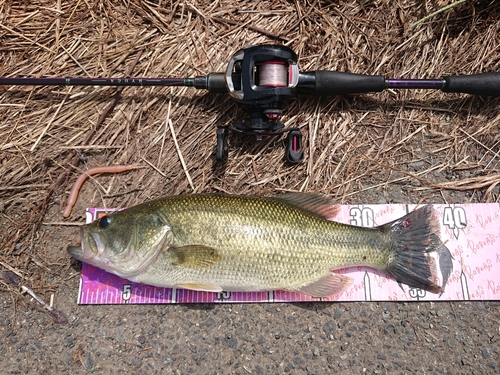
[443,73,500,97]
[297,71,386,96]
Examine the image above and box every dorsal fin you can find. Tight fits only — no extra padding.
[272,193,340,220]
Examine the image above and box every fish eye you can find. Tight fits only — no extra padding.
[98,216,111,228]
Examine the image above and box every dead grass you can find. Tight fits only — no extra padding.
[0,0,499,295]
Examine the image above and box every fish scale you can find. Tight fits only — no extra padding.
[68,193,449,297]
[151,195,377,284]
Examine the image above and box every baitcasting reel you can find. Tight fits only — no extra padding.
[220,45,302,163]
[1,44,500,163]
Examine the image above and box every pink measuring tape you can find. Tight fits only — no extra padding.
[77,203,500,304]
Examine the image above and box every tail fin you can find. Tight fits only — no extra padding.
[383,206,452,294]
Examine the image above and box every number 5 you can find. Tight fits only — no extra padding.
[122,284,132,301]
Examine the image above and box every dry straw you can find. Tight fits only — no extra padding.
[0,0,499,302]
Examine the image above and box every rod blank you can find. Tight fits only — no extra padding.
[1,72,499,97]
[0,77,188,86]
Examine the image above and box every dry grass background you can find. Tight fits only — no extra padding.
[0,0,499,299]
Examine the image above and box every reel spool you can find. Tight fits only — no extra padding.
[258,61,288,87]
[217,45,303,163]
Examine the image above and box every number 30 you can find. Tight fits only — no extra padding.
[350,207,374,227]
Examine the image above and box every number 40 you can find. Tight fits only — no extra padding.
[443,207,467,229]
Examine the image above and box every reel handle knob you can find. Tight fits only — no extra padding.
[286,130,303,164]
[216,126,229,162]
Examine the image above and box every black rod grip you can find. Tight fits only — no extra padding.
[442,73,500,97]
[297,71,386,96]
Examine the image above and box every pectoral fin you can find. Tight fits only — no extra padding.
[169,245,221,269]
[290,272,354,298]
[176,283,223,293]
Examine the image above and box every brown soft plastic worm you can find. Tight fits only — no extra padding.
[63,165,140,218]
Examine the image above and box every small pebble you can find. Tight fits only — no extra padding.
[227,337,238,349]
[334,309,342,320]
[437,309,449,317]
[84,354,93,371]
[481,348,492,359]
[322,320,335,334]
[384,324,396,335]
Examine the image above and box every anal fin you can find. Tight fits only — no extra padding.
[176,283,223,293]
[290,273,353,298]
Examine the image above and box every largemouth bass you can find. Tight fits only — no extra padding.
[68,193,451,297]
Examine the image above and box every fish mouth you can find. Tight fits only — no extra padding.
[67,244,84,260]
[67,225,102,261]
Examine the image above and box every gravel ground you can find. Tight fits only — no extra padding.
[2,291,499,374]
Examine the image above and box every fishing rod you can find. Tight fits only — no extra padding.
[2,45,499,163]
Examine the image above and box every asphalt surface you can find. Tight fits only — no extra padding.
[2,273,499,374]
